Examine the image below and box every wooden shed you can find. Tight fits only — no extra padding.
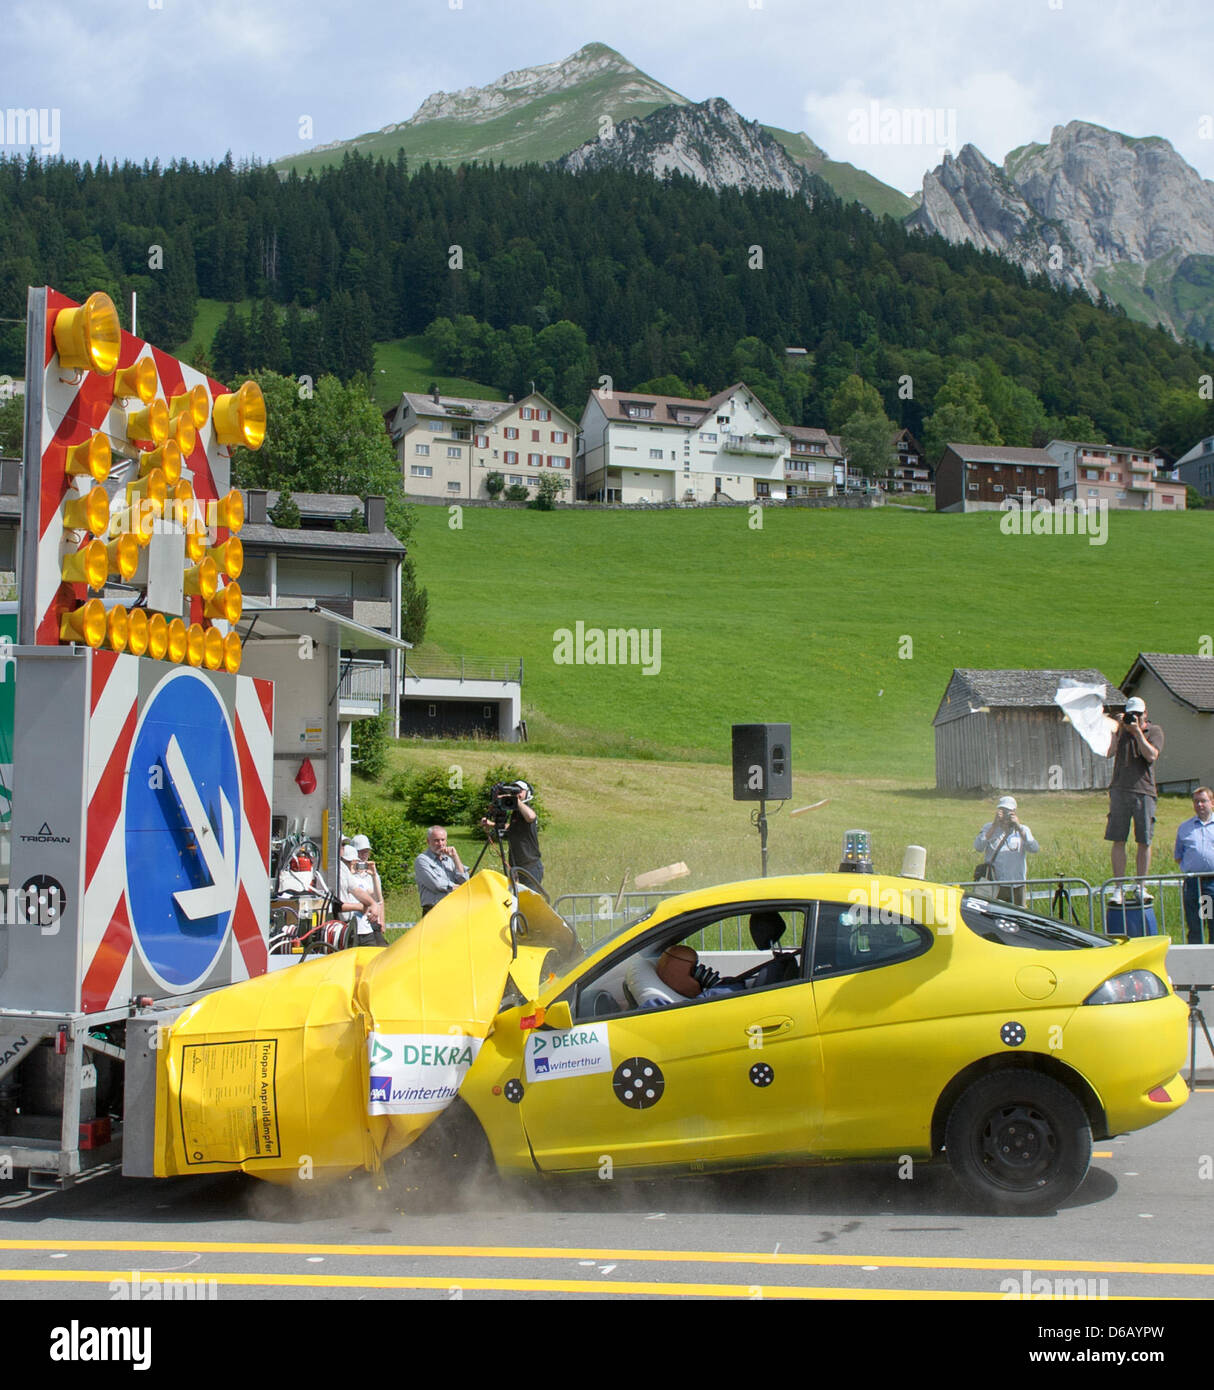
[934,669,1128,791]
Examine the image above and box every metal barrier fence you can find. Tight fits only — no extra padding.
[555,873,1214,947]
[552,891,683,948]
[951,877,1097,933]
[1093,874,1212,943]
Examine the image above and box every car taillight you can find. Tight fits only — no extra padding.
[1084,970,1168,1005]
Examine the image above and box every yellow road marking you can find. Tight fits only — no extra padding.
[0,1238,1210,1278]
[1092,1150,1114,1157]
[0,1268,1176,1300]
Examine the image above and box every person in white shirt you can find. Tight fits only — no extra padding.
[1174,786,1214,944]
[339,841,386,947]
[974,795,1040,906]
[350,834,385,930]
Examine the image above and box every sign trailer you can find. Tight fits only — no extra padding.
[0,288,272,1183]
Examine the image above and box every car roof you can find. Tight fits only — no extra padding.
[638,873,949,922]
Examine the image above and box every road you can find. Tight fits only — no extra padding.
[2,1091,1211,1363]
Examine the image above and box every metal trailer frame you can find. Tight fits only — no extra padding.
[0,993,200,1185]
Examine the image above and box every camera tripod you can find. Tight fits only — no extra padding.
[1184,984,1214,1088]
[469,819,511,878]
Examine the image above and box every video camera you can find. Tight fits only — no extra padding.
[489,781,525,832]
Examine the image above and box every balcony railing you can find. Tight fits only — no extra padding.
[405,653,523,683]
[338,659,393,709]
[722,434,785,457]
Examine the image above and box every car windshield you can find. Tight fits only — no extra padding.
[561,904,660,956]
[959,896,1113,950]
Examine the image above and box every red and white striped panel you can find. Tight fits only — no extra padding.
[231,674,274,982]
[79,650,142,1013]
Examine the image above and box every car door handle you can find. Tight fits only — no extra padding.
[748,1016,793,1037]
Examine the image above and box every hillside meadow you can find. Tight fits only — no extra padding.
[404,502,1212,777]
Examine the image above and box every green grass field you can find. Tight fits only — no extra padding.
[405,503,1212,776]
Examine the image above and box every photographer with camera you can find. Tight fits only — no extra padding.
[481,780,543,888]
[973,796,1039,905]
[1105,696,1164,903]
[339,841,387,947]
[414,826,469,916]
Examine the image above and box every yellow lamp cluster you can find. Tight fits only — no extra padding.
[50,292,261,672]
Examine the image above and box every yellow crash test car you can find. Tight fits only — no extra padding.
[444,873,1188,1214]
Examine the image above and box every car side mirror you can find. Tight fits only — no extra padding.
[520,999,572,1032]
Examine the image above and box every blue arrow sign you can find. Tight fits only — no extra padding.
[124,670,242,988]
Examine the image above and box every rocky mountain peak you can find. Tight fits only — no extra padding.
[407,43,684,128]
[554,96,821,201]
[910,121,1214,341]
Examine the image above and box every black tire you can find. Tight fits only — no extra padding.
[944,1070,1091,1214]
[395,1099,499,1204]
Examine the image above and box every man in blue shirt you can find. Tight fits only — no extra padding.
[414,826,470,915]
[1174,786,1214,944]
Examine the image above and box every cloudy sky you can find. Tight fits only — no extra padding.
[8,0,1213,193]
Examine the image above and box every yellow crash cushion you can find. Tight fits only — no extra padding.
[152,871,574,1184]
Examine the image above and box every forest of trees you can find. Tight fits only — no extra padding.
[2,150,1213,456]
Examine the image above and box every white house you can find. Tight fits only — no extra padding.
[578,383,791,503]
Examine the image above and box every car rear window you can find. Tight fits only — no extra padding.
[959,896,1113,950]
[812,902,932,977]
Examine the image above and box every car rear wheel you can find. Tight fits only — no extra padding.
[944,1071,1091,1214]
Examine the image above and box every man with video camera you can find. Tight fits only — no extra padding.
[1105,696,1164,903]
[481,780,543,888]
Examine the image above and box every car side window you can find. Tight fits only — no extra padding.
[572,905,809,1020]
[810,901,931,980]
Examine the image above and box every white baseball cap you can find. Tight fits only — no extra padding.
[996,796,1018,811]
[515,781,533,803]
[1125,697,1146,714]
[351,834,372,851]
[340,843,358,862]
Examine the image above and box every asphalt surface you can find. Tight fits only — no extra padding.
[3,1091,1211,1363]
